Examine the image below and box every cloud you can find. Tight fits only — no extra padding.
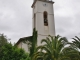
[54,0,80,40]
[0,0,80,43]
[0,0,33,43]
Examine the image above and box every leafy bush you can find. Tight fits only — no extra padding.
[0,43,30,60]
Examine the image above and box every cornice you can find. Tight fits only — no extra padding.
[31,0,54,8]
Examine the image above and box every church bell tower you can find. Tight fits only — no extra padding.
[32,0,55,45]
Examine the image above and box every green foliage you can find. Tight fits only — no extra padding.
[0,33,9,52]
[21,28,80,60]
[71,36,80,50]
[61,47,80,60]
[65,36,80,60]
[0,43,30,60]
[23,28,37,58]
[33,35,69,60]
[30,28,37,57]
[0,34,9,48]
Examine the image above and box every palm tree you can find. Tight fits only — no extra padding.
[32,35,68,60]
[61,46,80,60]
[71,36,80,50]
[66,36,80,60]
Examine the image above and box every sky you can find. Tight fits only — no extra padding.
[0,0,80,43]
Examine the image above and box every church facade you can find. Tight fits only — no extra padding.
[16,0,55,52]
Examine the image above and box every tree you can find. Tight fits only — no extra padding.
[0,34,9,47]
[54,35,80,60]
[61,47,80,60]
[0,43,30,60]
[71,36,80,50]
[0,33,10,52]
[33,35,68,60]
[66,36,80,60]
[30,28,37,58]
[23,28,37,58]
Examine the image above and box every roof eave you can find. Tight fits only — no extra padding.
[31,0,55,8]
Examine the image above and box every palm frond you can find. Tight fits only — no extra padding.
[75,36,80,41]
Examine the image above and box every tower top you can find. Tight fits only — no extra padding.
[32,0,54,8]
[33,0,53,2]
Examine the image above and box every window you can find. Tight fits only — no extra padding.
[43,11,48,26]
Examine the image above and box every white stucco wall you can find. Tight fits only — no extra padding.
[17,42,22,48]
[17,42,29,53]
[22,42,29,53]
[32,0,55,45]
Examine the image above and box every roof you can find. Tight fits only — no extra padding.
[15,36,32,46]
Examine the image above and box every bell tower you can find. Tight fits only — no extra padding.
[32,0,55,45]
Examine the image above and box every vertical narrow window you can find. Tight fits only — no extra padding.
[34,13,36,28]
[43,11,48,26]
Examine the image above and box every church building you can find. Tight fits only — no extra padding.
[16,0,55,53]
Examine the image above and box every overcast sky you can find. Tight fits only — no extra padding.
[0,0,80,43]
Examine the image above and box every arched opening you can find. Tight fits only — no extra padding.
[43,11,48,26]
